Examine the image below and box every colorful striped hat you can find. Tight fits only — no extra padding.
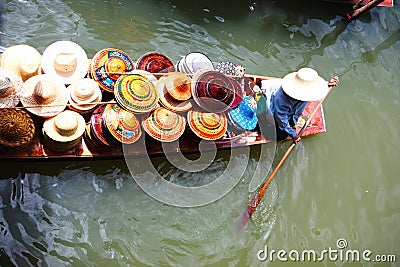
[142,107,186,142]
[136,52,175,73]
[90,48,135,92]
[114,74,159,113]
[156,77,192,112]
[165,72,192,101]
[229,95,258,131]
[89,104,118,147]
[102,103,142,144]
[187,110,227,140]
[191,70,235,113]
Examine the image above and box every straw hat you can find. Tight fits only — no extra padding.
[90,48,135,92]
[114,74,159,113]
[191,70,235,113]
[43,110,85,142]
[176,52,214,74]
[0,69,23,108]
[136,52,175,73]
[156,77,192,112]
[102,103,142,144]
[187,110,227,140]
[88,104,117,147]
[0,109,35,149]
[142,107,186,142]
[229,95,258,131]
[41,41,89,85]
[165,72,192,101]
[0,44,41,81]
[281,68,328,101]
[21,74,68,118]
[67,78,102,113]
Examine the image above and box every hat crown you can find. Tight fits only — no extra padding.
[20,54,40,74]
[33,80,57,104]
[105,57,126,73]
[54,112,78,137]
[0,75,13,98]
[155,108,177,128]
[73,80,96,101]
[120,112,138,130]
[54,52,77,73]
[296,68,318,82]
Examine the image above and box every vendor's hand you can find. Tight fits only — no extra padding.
[293,135,301,144]
[328,76,339,87]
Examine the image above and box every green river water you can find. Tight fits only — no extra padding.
[0,0,399,266]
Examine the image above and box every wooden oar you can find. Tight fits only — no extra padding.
[237,81,336,230]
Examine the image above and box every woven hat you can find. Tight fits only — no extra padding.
[164,72,192,101]
[229,95,258,131]
[41,41,89,85]
[0,109,35,149]
[142,107,186,142]
[91,48,135,92]
[187,110,227,140]
[191,70,235,113]
[89,104,117,147]
[43,110,85,142]
[176,52,214,74]
[0,69,23,108]
[136,52,175,73]
[281,68,328,101]
[21,74,68,118]
[114,74,159,113]
[156,77,192,112]
[67,78,102,113]
[102,103,142,144]
[0,44,41,81]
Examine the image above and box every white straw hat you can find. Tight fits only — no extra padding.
[41,41,89,85]
[281,68,328,101]
[43,110,85,142]
[67,78,102,113]
[21,74,68,118]
[0,44,42,81]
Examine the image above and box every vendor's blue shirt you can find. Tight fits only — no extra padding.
[270,86,307,138]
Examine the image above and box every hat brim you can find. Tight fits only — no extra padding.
[21,74,68,118]
[187,110,227,140]
[281,72,328,101]
[43,111,86,142]
[41,41,89,85]
[229,107,258,130]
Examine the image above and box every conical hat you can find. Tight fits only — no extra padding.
[165,72,192,101]
[191,70,235,113]
[90,48,135,92]
[156,77,192,112]
[0,44,41,81]
[281,68,328,101]
[0,109,35,148]
[229,95,258,131]
[89,104,115,147]
[142,107,186,142]
[21,74,68,118]
[41,41,89,85]
[187,110,227,140]
[136,52,175,73]
[176,52,214,74]
[114,74,159,113]
[43,110,86,142]
[102,103,142,144]
[0,69,23,108]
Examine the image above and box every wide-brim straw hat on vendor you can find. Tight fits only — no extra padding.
[136,51,175,73]
[142,107,186,142]
[191,70,235,113]
[90,48,135,92]
[114,74,159,113]
[0,108,35,149]
[187,110,227,140]
[0,44,42,82]
[102,103,142,144]
[67,78,102,113]
[0,69,23,108]
[229,95,258,131]
[156,76,192,112]
[21,74,68,118]
[281,68,328,101]
[43,110,85,142]
[41,41,89,85]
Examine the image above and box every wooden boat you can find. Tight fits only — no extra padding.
[0,74,327,161]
